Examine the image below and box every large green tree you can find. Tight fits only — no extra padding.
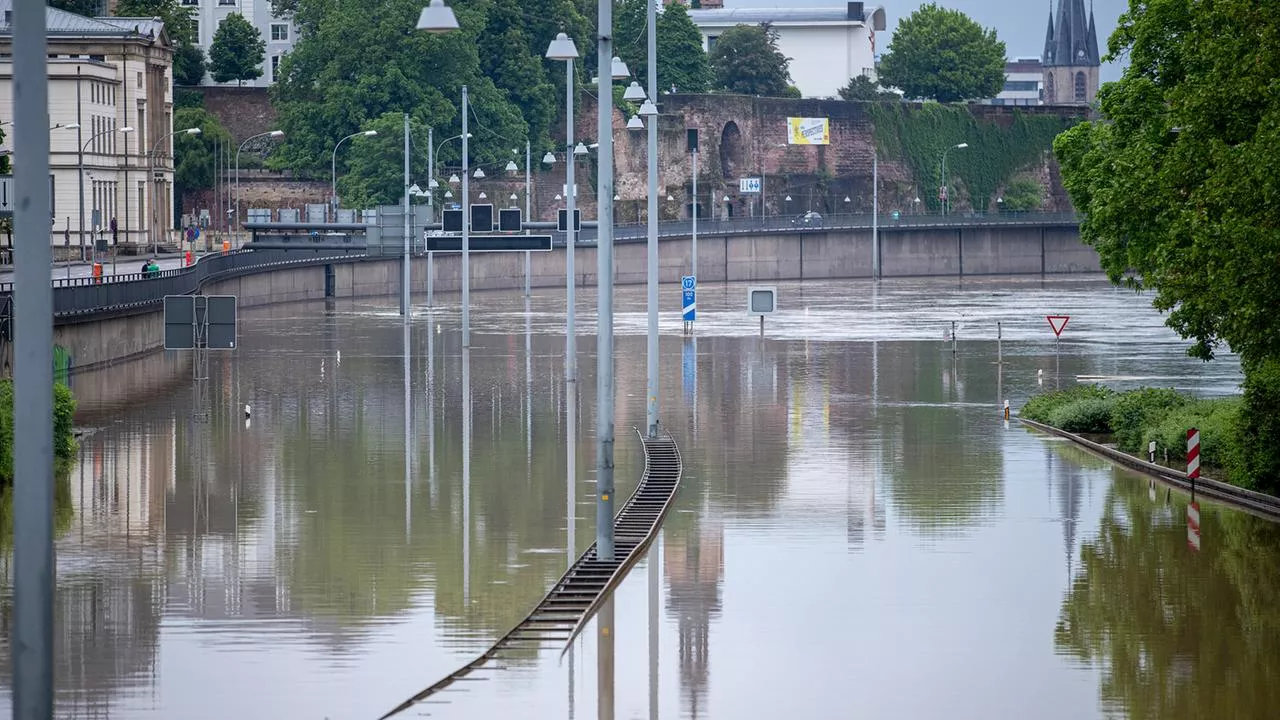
[613,0,711,94]
[709,23,792,97]
[49,0,103,16]
[209,13,265,85]
[1054,0,1280,490]
[114,0,203,86]
[878,3,1005,102]
[838,75,898,102]
[172,107,233,190]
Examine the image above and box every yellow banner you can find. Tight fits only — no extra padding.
[787,117,830,145]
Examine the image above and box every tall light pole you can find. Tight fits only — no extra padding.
[331,129,376,219]
[402,113,411,319]
[644,0,661,439]
[145,126,196,255]
[547,32,581,383]
[12,0,54,711]
[940,142,968,216]
[80,125,133,265]
[235,129,284,238]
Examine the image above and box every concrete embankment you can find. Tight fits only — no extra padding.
[1020,417,1280,522]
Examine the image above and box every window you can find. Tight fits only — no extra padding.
[218,0,236,6]
[137,71,143,88]
[1003,80,1039,92]
[181,0,198,5]
[706,35,718,52]
[138,109,146,155]
[1074,71,1087,102]
[270,23,288,41]
[193,19,200,40]
[271,54,281,81]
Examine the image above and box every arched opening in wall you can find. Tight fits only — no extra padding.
[1045,73,1056,103]
[1074,71,1087,102]
[720,121,744,180]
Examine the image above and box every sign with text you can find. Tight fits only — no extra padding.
[739,177,761,194]
[786,117,830,145]
[682,275,696,322]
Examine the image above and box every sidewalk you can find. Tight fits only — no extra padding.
[0,252,187,284]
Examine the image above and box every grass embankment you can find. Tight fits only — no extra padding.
[0,379,79,484]
[1019,384,1272,493]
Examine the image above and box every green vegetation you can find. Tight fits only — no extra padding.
[838,75,898,102]
[173,107,233,191]
[614,0,711,94]
[877,3,1006,103]
[209,13,264,86]
[870,103,1075,212]
[999,178,1043,212]
[49,0,103,15]
[1053,0,1280,493]
[708,23,792,98]
[113,0,203,88]
[1019,384,1278,493]
[0,380,79,484]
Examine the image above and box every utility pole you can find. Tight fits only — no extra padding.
[595,0,616,562]
[644,0,659,438]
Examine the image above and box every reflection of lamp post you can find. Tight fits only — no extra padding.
[939,142,968,216]
[417,0,460,324]
[330,129,376,217]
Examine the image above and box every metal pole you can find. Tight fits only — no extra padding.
[427,126,434,307]
[75,67,82,275]
[525,139,531,297]
[402,113,411,320]
[565,57,577,383]
[13,0,54,710]
[872,149,879,279]
[691,149,698,283]
[596,0,616,563]
[120,126,127,273]
[645,0,659,438]
[462,85,471,348]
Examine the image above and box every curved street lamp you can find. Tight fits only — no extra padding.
[331,129,377,214]
[81,125,136,260]
[235,129,284,233]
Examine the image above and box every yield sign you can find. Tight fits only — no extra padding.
[1046,315,1070,337]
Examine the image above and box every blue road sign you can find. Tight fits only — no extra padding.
[682,275,696,322]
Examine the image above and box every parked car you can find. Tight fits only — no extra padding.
[791,211,823,227]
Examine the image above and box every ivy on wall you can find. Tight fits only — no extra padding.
[868,103,1077,212]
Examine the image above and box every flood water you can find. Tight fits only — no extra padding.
[3,275,1279,719]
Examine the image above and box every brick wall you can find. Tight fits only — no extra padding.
[193,86,276,144]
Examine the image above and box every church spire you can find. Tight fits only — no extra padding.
[1044,0,1100,67]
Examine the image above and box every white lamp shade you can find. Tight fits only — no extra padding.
[545,32,579,60]
[723,196,730,202]
[444,190,453,198]
[623,81,646,101]
[268,130,284,138]
[473,168,485,179]
[844,196,851,202]
[362,130,377,137]
[428,177,439,188]
[610,56,629,79]
[542,151,556,164]
[638,99,658,118]
[785,195,792,201]
[505,160,519,172]
[666,194,674,201]
[555,194,563,200]
[573,142,589,155]
[956,142,969,148]
[449,174,460,184]
[509,193,518,201]
[416,0,459,33]
[409,184,422,195]
[627,115,644,131]
[120,126,135,133]
[184,127,202,135]
[479,192,487,199]
[614,194,620,200]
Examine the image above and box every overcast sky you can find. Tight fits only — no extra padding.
[727,0,1131,82]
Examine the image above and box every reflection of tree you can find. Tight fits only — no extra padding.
[664,506,724,719]
[1055,479,1280,718]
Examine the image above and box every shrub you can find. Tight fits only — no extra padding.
[1142,398,1241,473]
[1230,359,1280,494]
[0,380,78,484]
[1020,384,1114,425]
[1109,387,1189,453]
[1047,396,1117,434]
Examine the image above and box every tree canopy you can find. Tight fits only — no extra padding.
[209,13,265,85]
[49,0,103,17]
[172,107,233,190]
[709,23,792,97]
[614,0,711,94]
[878,3,1005,102]
[113,0,203,86]
[838,75,898,102]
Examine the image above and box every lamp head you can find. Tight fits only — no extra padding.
[626,115,644,131]
[545,32,580,60]
[449,173,460,185]
[542,151,556,164]
[956,142,969,149]
[505,160,519,173]
[573,142,589,156]
[268,130,285,138]
[183,128,202,136]
[362,130,378,137]
[473,168,485,179]
[637,99,658,118]
[416,0,459,33]
[610,56,629,80]
[623,81,646,102]
[120,126,135,133]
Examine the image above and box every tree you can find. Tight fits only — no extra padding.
[49,0,103,16]
[877,3,1005,103]
[612,1,710,95]
[209,13,265,86]
[173,43,206,86]
[1053,0,1280,489]
[172,107,232,190]
[709,23,792,97]
[838,75,898,101]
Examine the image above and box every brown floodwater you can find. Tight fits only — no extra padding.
[2,275,1277,719]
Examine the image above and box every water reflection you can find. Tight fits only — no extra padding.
[664,500,724,718]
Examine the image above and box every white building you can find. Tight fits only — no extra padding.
[0,1,176,253]
[186,0,296,86]
[987,57,1044,106]
[688,2,887,99]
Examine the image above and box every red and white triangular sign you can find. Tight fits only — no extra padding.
[1046,315,1070,337]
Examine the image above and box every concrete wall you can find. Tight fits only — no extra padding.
[46,224,1099,388]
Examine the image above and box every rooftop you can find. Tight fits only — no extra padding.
[0,0,167,39]
[688,5,887,31]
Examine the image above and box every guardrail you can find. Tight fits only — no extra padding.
[0,248,364,321]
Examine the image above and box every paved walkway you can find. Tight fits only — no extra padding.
[0,254,187,284]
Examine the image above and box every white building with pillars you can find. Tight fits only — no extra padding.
[0,1,175,255]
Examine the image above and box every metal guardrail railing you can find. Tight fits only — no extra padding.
[0,248,364,320]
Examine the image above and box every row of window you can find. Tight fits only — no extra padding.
[189,16,291,42]
[89,80,117,106]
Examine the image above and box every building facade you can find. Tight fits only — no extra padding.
[186,0,297,86]
[1042,0,1100,105]
[0,1,174,252]
[985,57,1044,106]
[687,3,887,99]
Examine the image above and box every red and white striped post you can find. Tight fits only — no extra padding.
[1186,427,1201,498]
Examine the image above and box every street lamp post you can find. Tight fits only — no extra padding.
[331,129,376,220]
[144,126,197,255]
[81,125,134,267]
[644,0,660,439]
[547,32,580,383]
[235,129,284,240]
[940,142,968,216]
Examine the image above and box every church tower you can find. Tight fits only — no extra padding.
[1042,0,1101,105]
